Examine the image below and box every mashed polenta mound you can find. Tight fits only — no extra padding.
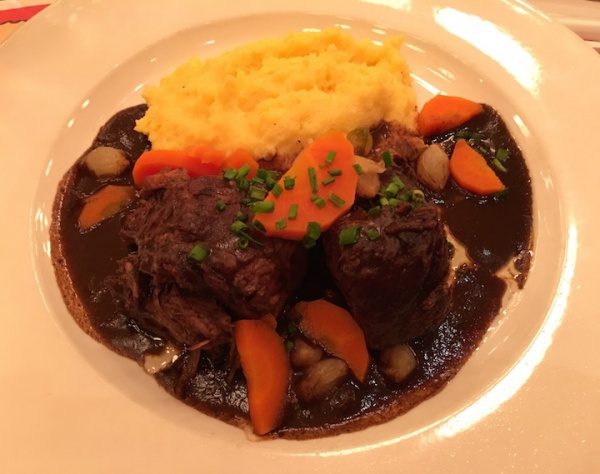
[135,28,417,159]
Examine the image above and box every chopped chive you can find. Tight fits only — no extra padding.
[235,211,248,222]
[353,163,364,175]
[288,204,299,220]
[365,228,381,241]
[392,175,405,189]
[252,220,266,232]
[271,183,283,198]
[251,200,275,213]
[223,168,237,180]
[384,182,401,198]
[325,150,337,165]
[455,129,470,139]
[339,226,361,246]
[328,193,346,208]
[237,164,251,178]
[305,221,321,240]
[237,236,250,250]
[189,243,210,262]
[240,197,252,206]
[328,169,342,177]
[236,177,250,191]
[251,176,265,185]
[249,186,267,201]
[368,206,382,217]
[496,148,510,162]
[382,150,393,167]
[284,339,294,352]
[308,167,318,193]
[310,195,326,209]
[215,200,226,212]
[230,221,248,234]
[303,221,322,248]
[397,191,411,202]
[411,189,425,202]
[322,176,336,186]
[287,321,298,336]
[256,169,268,180]
[492,158,508,173]
[275,218,287,230]
[380,197,390,206]
[265,176,277,190]
[388,198,400,207]
[283,175,295,190]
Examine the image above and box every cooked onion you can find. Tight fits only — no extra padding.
[290,338,323,369]
[378,344,417,383]
[296,358,349,402]
[143,343,181,374]
[416,144,450,191]
[355,155,385,198]
[83,146,129,177]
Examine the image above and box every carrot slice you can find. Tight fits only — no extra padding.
[260,313,277,330]
[132,150,222,186]
[297,299,369,382]
[78,185,135,230]
[256,131,357,240]
[417,95,483,136]
[223,149,259,179]
[235,319,290,435]
[449,139,505,195]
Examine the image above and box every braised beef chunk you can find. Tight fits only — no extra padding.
[113,169,306,345]
[370,122,426,161]
[323,202,451,349]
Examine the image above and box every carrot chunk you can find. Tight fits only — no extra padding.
[235,319,290,435]
[78,185,135,230]
[417,95,483,136]
[449,139,505,195]
[132,149,222,186]
[296,299,369,382]
[256,131,357,240]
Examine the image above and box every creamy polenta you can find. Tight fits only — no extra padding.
[136,28,417,159]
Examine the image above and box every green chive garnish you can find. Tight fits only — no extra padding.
[325,150,337,165]
[455,129,470,139]
[308,167,318,193]
[230,221,247,234]
[380,197,390,206]
[265,176,277,190]
[496,148,510,162]
[237,236,250,250]
[353,163,364,175]
[288,204,298,220]
[223,168,237,180]
[328,193,346,208]
[388,198,400,207]
[215,200,226,212]
[368,206,382,217]
[189,243,210,262]
[303,221,322,248]
[251,200,275,213]
[237,164,251,178]
[275,218,287,230]
[328,169,342,177]
[492,158,508,173]
[339,226,361,246]
[236,177,250,191]
[392,175,405,189]
[235,212,248,222]
[249,186,267,201]
[411,189,425,202]
[251,176,265,185]
[271,183,283,198]
[365,228,381,241]
[252,220,266,232]
[382,150,393,167]
[256,169,268,180]
[284,175,295,190]
[384,182,401,198]
[322,176,336,186]
[310,195,326,209]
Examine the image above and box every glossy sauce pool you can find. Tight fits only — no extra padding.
[51,104,532,439]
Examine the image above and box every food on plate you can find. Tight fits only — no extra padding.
[51,29,532,439]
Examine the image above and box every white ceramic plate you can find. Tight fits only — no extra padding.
[1,0,599,472]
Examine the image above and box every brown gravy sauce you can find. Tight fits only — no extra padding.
[52,104,532,438]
